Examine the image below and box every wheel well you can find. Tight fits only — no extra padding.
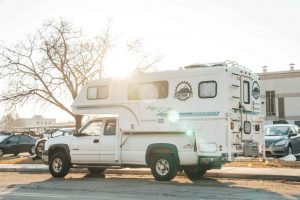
[48,144,71,162]
[145,143,179,166]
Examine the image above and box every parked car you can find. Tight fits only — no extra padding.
[0,133,37,157]
[21,131,43,139]
[33,128,75,160]
[265,124,300,157]
[0,131,12,135]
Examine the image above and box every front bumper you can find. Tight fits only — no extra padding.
[42,150,49,164]
[265,144,288,157]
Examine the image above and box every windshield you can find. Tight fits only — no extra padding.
[265,126,290,136]
[0,135,9,143]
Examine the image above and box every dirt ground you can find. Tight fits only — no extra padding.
[0,154,43,164]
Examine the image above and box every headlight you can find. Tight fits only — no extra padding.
[275,140,287,146]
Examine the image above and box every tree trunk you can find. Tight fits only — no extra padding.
[75,115,83,130]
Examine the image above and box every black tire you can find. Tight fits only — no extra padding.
[184,166,207,180]
[29,146,35,155]
[150,154,178,181]
[49,152,70,177]
[0,148,3,157]
[88,168,106,175]
[14,153,19,156]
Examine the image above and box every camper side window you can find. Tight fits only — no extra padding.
[243,81,250,104]
[128,81,168,100]
[87,86,108,100]
[198,81,217,98]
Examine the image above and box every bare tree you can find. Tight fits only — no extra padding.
[0,19,112,129]
[0,113,15,131]
[127,38,163,72]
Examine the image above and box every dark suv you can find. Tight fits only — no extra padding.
[265,124,300,157]
[0,134,37,157]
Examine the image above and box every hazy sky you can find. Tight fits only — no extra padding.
[0,0,299,121]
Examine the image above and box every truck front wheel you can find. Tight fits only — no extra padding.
[184,166,207,180]
[150,154,178,181]
[49,152,70,178]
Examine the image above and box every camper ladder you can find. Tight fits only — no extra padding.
[231,73,241,122]
[230,73,243,149]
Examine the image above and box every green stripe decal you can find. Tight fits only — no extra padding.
[157,111,220,117]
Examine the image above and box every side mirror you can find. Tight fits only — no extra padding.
[5,140,11,144]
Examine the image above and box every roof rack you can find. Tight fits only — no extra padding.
[184,60,252,72]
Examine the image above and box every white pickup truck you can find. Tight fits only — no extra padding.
[42,61,263,181]
[43,116,226,181]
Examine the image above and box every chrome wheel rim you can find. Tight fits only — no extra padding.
[155,159,169,176]
[52,158,63,173]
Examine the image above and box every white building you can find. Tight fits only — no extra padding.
[257,64,300,126]
[11,115,56,132]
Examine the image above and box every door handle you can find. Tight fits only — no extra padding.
[93,139,99,143]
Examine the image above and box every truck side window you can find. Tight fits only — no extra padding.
[104,119,116,135]
[80,121,103,136]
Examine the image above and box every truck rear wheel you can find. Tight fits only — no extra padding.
[184,166,207,180]
[150,154,178,181]
[49,152,70,178]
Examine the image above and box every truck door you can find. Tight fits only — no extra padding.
[99,119,118,163]
[69,120,103,163]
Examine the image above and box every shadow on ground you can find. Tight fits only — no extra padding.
[0,172,298,200]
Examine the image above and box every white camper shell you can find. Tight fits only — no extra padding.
[72,62,263,160]
[43,61,263,181]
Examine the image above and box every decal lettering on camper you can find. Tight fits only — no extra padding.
[252,81,260,99]
[174,81,193,101]
[146,105,172,116]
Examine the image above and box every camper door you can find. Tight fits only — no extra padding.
[241,77,252,141]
